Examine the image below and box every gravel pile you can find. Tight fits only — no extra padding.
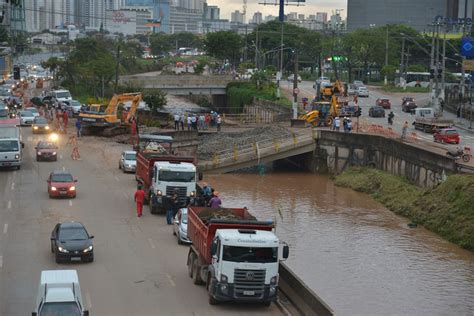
[198,126,292,160]
[198,208,257,224]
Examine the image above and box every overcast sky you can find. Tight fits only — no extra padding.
[207,0,348,21]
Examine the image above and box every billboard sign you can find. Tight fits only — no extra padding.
[461,38,474,57]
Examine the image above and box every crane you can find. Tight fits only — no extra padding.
[242,0,247,17]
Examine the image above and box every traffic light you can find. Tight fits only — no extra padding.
[429,69,435,79]
[437,68,442,79]
[355,107,362,117]
[13,66,20,80]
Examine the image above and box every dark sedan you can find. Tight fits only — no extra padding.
[50,222,94,263]
[368,106,386,117]
[402,101,417,113]
[32,117,51,134]
[35,141,58,161]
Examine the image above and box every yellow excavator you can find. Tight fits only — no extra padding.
[299,80,346,127]
[79,92,142,136]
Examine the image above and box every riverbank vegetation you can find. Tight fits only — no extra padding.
[334,168,474,251]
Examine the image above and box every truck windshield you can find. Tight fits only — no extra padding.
[40,302,81,316]
[223,246,278,263]
[0,140,19,152]
[56,92,71,99]
[159,170,195,182]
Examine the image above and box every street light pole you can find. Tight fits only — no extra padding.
[277,22,284,99]
[400,36,405,86]
[384,25,388,86]
[292,50,298,119]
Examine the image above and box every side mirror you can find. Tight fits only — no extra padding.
[210,242,217,256]
[282,245,289,259]
[34,147,37,149]
[83,311,89,316]
[74,180,78,182]
[198,173,203,181]
[89,235,94,239]
[21,142,25,148]
[32,313,37,316]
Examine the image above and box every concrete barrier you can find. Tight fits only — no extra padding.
[279,262,334,316]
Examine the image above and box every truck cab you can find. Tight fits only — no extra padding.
[32,270,89,316]
[0,120,23,170]
[207,229,287,304]
[150,160,197,212]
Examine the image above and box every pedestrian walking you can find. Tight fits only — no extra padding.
[346,118,352,133]
[134,185,146,217]
[174,113,180,130]
[131,117,138,146]
[457,104,461,118]
[208,191,222,208]
[179,113,184,130]
[167,191,179,224]
[199,114,205,130]
[334,116,341,132]
[216,115,222,132]
[187,114,192,131]
[75,118,82,137]
[70,136,81,160]
[401,121,409,140]
[191,114,197,130]
[62,110,69,133]
[205,113,211,130]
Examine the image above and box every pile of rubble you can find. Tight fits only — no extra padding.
[198,126,292,160]
[198,208,257,224]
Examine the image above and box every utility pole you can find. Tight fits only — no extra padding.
[115,42,120,92]
[434,22,440,111]
[277,21,284,99]
[384,26,388,85]
[400,36,405,87]
[441,25,446,104]
[292,50,298,119]
[429,23,435,98]
[255,25,259,69]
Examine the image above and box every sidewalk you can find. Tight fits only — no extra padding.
[442,109,474,133]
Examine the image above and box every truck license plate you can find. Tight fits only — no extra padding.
[243,291,255,296]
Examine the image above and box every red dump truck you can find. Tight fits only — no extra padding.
[187,206,289,305]
[135,134,198,214]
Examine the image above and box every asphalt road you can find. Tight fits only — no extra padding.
[0,129,283,315]
[295,80,474,153]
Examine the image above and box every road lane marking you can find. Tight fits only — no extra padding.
[114,176,120,182]
[62,166,66,171]
[3,224,7,234]
[166,274,176,287]
[0,256,2,268]
[59,155,63,159]
[122,192,129,199]
[7,201,11,209]
[69,200,73,207]
[147,238,156,249]
[11,183,14,190]
[85,292,92,309]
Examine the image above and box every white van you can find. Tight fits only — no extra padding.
[32,270,89,316]
[51,89,72,102]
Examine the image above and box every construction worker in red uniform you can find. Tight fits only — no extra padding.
[134,185,146,217]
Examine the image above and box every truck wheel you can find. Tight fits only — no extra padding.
[187,252,195,278]
[192,258,203,285]
[207,275,218,305]
[462,154,471,163]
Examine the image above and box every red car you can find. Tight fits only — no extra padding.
[47,170,77,198]
[376,98,391,109]
[433,128,460,144]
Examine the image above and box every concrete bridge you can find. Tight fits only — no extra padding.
[198,129,317,173]
[120,73,234,95]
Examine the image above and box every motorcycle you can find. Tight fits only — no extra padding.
[446,146,472,163]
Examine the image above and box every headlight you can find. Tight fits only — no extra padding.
[69,186,76,191]
[45,126,50,130]
[49,133,58,142]
[14,154,20,159]
[220,274,228,283]
[190,191,195,197]
[52,152,56,155]
[270,275,278,285]
[83,245,93,253]
[37,152,42,155]
[157,190,162,196]
[58,246,69,253]
[51,187,57,191]
[33,126,38,130]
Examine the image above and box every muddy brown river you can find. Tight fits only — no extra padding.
[207,171,474,316]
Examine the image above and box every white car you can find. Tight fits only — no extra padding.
[118,150,137,173]
[357,86,369,97]
[347,84,358,96]
[353,80,364,87]
[173,208,191,244]
[63,100,82,115]
[316,76,330,85]
[25,107,40,117]
[18,110,35,125]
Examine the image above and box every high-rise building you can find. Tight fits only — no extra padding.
[347,0,467,32]
[251,11,262,24]
[231,10,245,24]
[205,5,220,20]
[287,12,297,21]
[315,12,327,23]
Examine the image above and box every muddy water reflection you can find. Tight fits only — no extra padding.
[208,172,474,316]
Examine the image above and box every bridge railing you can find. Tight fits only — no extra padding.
[200,130,315,170]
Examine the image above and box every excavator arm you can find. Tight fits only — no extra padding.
[104,92,142,121]
[125,94,142,122]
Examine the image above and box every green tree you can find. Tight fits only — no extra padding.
[143,89,167,113]
[381,65,397,81]
[150,33,173,55]
[204,31,242,64]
